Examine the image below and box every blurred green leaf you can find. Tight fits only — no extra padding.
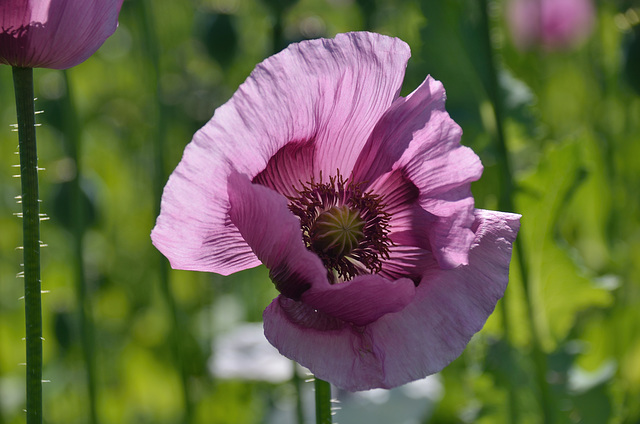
[514,140,613,349]
[196,12,239,68]
[1,1,639,423]
[623,25,640,95]
[50,179,98,231]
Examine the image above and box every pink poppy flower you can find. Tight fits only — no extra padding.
[152,32,520,391]
[506,0,595,51]
[0,0,123,69]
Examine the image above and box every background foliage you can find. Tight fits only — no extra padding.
[1,0,639,423]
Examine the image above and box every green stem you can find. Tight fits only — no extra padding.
[13,66,43,424]
[62,70,99,424]
[272,11,284,53]
[137,1,194,422]
[498,299,518,424]
[0,310,4,423]
[314,377,332,424]
[478,1,554,422]
[292,362,305,424]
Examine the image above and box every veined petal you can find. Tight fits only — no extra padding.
[380,244,436,282]
[263,209,520,391]
[366,210,520,389]
[226,32,410,186]
[227,172,327,299]
[151,145,262,275]
[355,76,483,269]
[302,274,416,327]
[264,296,386,386]
[309,33,410,177]
[351,77,465,183]
[0,0,123,69]
[152,32,411,272]
[252,140,316,199]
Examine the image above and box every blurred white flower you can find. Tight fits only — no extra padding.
[337,375,444,424]
[209,322,295,383]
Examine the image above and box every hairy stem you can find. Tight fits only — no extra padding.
[13,66,42,424]
[314,377,332,424]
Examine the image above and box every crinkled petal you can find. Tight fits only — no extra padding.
[152,32,410,273]
[366,168,419,216]
[263,209,520,391]
[0,0,123,69]
[226,172,327,299]
[264,297,383,385]
[418,186,478,269]
[355,76,483,269]
[308,33,410,177]
[364,210,520,389]
[235,32,410,186]
[380,244,436,282]
[252,141,316,198]
[302,275,416,327]
[151,152,262,274]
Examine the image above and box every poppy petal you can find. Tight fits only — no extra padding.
[302,274,416,327]
[263,209,520,391]
[354,76,483,269]
[227,172,327,299]
[152,32,412,273]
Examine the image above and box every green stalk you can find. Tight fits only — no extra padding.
[137,1,194,422]
[272,11,284,53]
[12,66,43,424]
[314,377,332,424]
[478,1,555,422]
[61,70,99,424]
[497,300,518,424]
[292,362,305,424]
[0,366,4,424]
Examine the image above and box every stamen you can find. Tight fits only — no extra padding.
[287,172,391,283]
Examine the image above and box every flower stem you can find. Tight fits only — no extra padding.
[478,1,555,422]
[292,362,305,424]
[314,377,332,424]
[12,66,43,424]
[61,70,99,424]
[137,1,194,422]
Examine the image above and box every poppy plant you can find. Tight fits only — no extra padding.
[152,32,520,391]
[4,2,125,422]
[0,0,124,69]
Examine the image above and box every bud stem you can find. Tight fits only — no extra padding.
[12,66,43,424]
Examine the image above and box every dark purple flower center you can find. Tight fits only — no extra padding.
[288,173,391,283]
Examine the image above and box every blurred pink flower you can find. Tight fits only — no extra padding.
[0,0,123,69]
[152,32,520,391]
[507,0,595,51]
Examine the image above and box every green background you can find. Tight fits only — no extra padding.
[1,0,639,422]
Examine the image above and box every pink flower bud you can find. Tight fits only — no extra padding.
[0,0,124,69]
[507,0,595,51]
